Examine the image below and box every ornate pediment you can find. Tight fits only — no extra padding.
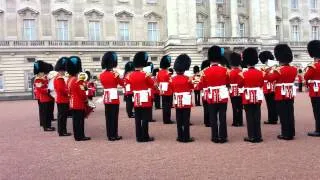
[52,8,72,16]
[309,17,320,25]
[289,16,302,23]
[17,7,39,16]
[217,14,229,22]
[84,9,104,18]
[144,12,162,20]
[196,12,208,22]
[115,10,133,19]
[238,13,248,23]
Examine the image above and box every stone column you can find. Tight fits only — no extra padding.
[230,0,238,37]
[249,0,261,37]
[268,0,277,38]
[166,0,178,38]
[209,0,217,37]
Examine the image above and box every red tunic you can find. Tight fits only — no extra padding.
[99,70,123,105]
[304,61,320,97]
[127,70,154,108]
[171,74,193,108]
[239,67,264,105]
[152,76,160,95]
[54,73,69,104]
[266,65,298,101]
[123,72,133,95]
[262,67,275,94]
[87,81,96,98]
[157,69,173,96]
[229,67,242,97]
[33,76,40,100]
[68,76,87,110]
[34,76,53,103]
[200,64,229,104]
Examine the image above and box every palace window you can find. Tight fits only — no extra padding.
[148,22,159,41]
[25,71,33,91]
[119,22,130,41]
[23,19,36,40]
[237,0,244,7]
[310,0,317,9]
[312,26,320,40]
[291,0,298,9]
[196,22,204,38]
[276,25,280,39]
[239,23,245,37]
[56,20,69,40]
[216,22,225,37]
[291,25,300,41]
[89,21,101,41]
[216,0,224,4]
[0,72,4,91]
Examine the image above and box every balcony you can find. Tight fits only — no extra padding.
[200,37,260,45]
[0,40,165,48]
[280,41,309,47]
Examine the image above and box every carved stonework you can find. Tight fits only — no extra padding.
[289,17,303,24]
[84,9,104,19]
[118,0,129,3]
[17,7,39,17]
[115,10,134,20]
[238,14,248,24]
[196,12,208,22]
[217,14,229,22]
[309,17,320,26]
[276,16,282,22]
[144,12,162,21]
[52,8,72,17]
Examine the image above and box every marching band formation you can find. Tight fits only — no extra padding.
[33,40,320,143]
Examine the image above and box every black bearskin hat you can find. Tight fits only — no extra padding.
[124,61,135,75]
[85,71,91,81]
[307,40,320,58]
[45,63,53,74]
[101,51,118,70]
[55,57,69,71]
[174,54,191,73]
[133,51,149,68]
[66,56,82,76]
[221,56,230,68]
[193,65,200,74]
[201,60,210,70]
[160,55,172,69]
[208,45,223,62]
[230,52,242,67]
[259,51,274,64]
[242,48,259,66]
[152,68,159,76]
[274,44,293,64]
[33,60,46,75]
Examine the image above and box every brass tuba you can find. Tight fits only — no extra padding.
[78,72,89,81]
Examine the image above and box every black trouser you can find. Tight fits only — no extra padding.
[311,97,320,132]
[208,103,228,139]
[176,108,191,141]
[203,101,210,126]
[37,100,42,127]
[264,93,278,123]
[125,94,134,117]
[154,94,161,109]
[230,96,243,125]
[298,83,303,92]
[104,104,120,139]
[134,107,152,141]
[244,104,262,140]
[40,101,53,130]
[72,110,86,140]
[194,90,201,106]
[57,103,69,135]
[48,100,55,121]
[161,95,172,123]
[276,100,295,138]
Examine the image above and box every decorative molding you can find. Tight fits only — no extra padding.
[115,10,134,19]
[238,14,249,23]
[84,9,104,18]
[276,16,282,22]
[118,0,129,3]
[196,12,208,22]
[17,7,39,16]
[217,14,229,22]
[52,8,72,16]
[144,12,162,20]
[309,17,320,25]
[289,16,303,24]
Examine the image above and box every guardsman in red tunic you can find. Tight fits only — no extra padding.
[297,69,303,92]
[100,52,123,141]
[152,68,161,109]
[66,56,91,141]
[239,48,264,143]
[54,57,72,136]
[198,60,211,127]
[127,52,155,142]
[229,52,244,127]
[200,46,229,143]
[305,40,320,137]
[34,61,55,131]
[172,54,195,143]
[259,51,278,125]
[85,71,96,100]
[193,66,201,106]
[157,55,174,124]
[266,44,298,140]
[123,61,135,118]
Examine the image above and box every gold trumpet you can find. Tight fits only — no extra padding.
[78,72,89,81]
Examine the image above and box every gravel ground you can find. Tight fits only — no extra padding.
[1,92,320,180]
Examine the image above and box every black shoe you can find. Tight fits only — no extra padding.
[115,136,122,140]
[211,138,220,143]
[189,123,193,126]
[137,138,144,143]
[205,124,210,127]
[108,137,117,141]
[144,137,154,142]
[184,137,195,143]
[149,119,156,122]
[76,137,91,141]
[244,137,255,143]
[253,138,263,143]
[264,121,277,125]
[308,131,320,137]
[176,137,184,142]
[277,135,294,140]
[44,127,55,131]
[219,138,228,143]
[164,121,175,124]
[129,115,135,118]
[232,123,240,127]
[59,132,72,136]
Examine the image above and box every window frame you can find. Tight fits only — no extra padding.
[291,24,300,41]
[147,22,159,41]
[119,21,130,41]
[24,71,34,91]
[56,20,69,41]
[88,21,101,41]
[0,71,4,92]
[216,22,225,37]
[23,19,36,40]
